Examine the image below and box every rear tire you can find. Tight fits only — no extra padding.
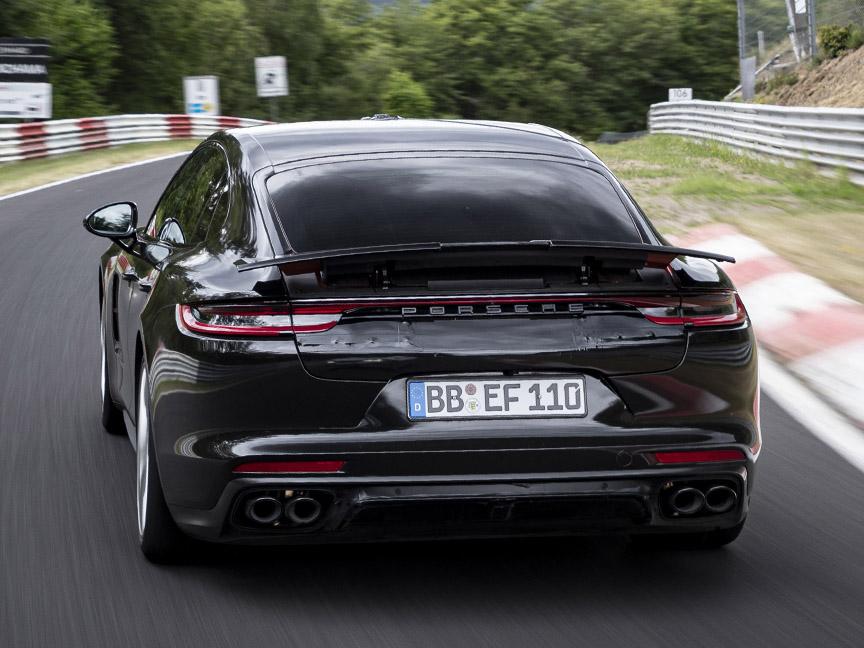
[100,311,125,435]
[137,364,186,562]
[630,520,746,550]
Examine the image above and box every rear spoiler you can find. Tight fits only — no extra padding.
[235,240,735,275]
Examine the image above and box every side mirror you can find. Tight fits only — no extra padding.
[83,202,138,239]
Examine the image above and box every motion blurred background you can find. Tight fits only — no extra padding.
[2,4,864,647]
[0,0,754,137]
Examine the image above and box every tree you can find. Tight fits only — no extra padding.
[316,0,394,119]
[242,0,325,120]
[3,0,742,135]
[2,0,118,119]
[382,70,434,116]
[671,0,738,100]
[103,0,262,117]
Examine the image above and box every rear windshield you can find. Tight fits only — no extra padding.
[266,157,641,252]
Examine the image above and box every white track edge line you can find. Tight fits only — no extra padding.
[0,152,190,203]
[760,353,864,473]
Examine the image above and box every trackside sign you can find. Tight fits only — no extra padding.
[183,76,220,116]
[0,37,50,82]
[668,88,693,102]
[0,37,51,118]
[255,56,289,98]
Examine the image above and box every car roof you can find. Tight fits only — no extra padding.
[231,118,597,169]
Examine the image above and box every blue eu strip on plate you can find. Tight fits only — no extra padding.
[409,382,427,418]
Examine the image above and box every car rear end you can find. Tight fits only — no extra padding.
[153,139,759,545]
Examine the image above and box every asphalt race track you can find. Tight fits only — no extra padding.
[1,157,863,648]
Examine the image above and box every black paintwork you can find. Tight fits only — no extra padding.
[89,119,759,545]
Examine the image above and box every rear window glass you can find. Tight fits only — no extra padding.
[266,157,640,252]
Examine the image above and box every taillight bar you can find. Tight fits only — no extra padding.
[178,292,747,337]
[653,450,746,464]
[233,461,345,474]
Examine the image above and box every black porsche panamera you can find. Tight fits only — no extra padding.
[84,118,760,561]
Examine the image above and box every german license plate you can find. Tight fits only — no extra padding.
[407,377,586,420]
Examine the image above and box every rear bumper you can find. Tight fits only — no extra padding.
[147,305,759,545]
[169,464,751,545]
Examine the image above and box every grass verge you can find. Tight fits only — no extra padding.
[0,140,199,197]
[592,135,864,303]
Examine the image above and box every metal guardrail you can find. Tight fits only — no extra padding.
[648,100,864,183]
[0,114,270,163]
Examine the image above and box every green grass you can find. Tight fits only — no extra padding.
[596,135,864,204]
[591,135,864,303]
[0,139,200,197]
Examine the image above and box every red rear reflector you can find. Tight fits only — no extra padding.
[233,461,345,474]
[654,450,746,464]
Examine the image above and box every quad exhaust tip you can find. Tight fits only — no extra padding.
[285,497,323,525]
[243,493,327,526]
[670,487,705,515]
[704,485,737,514]
[668,484,738,516]
[245,496,283,524]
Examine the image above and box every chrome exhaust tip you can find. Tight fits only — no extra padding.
[671,487,705,515]
[245,496,282,524]
[285,496,323,525]
[704,485,738,514]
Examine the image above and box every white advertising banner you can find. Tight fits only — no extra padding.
[0,82,52,118]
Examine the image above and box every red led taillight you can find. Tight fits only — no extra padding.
[233,461,345,474]
[680,293,747,327]
[653,450,746,464]
[638,292,746,327]
[177,304,343,336]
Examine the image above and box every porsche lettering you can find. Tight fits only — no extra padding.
[400,303,585,317]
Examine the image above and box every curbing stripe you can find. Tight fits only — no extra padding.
[762,306,864,360]
[737,272,856,329]
[672,224,864,430]
[789,339,864,424]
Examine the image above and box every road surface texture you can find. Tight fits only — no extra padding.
[1,157,862,647]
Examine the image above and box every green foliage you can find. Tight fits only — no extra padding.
[848,24,864,51]
[315,0,391,119]
[758,69,798,94]
[2,0,118,118]
[241,0,324,120]
[382,70,433,117]
[103,0,263,117]
[818,23,863,58]
[2,0,743,134]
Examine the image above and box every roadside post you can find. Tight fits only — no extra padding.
[0,37,51,119]
[736,1,756,100]
[255,56,288,122]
